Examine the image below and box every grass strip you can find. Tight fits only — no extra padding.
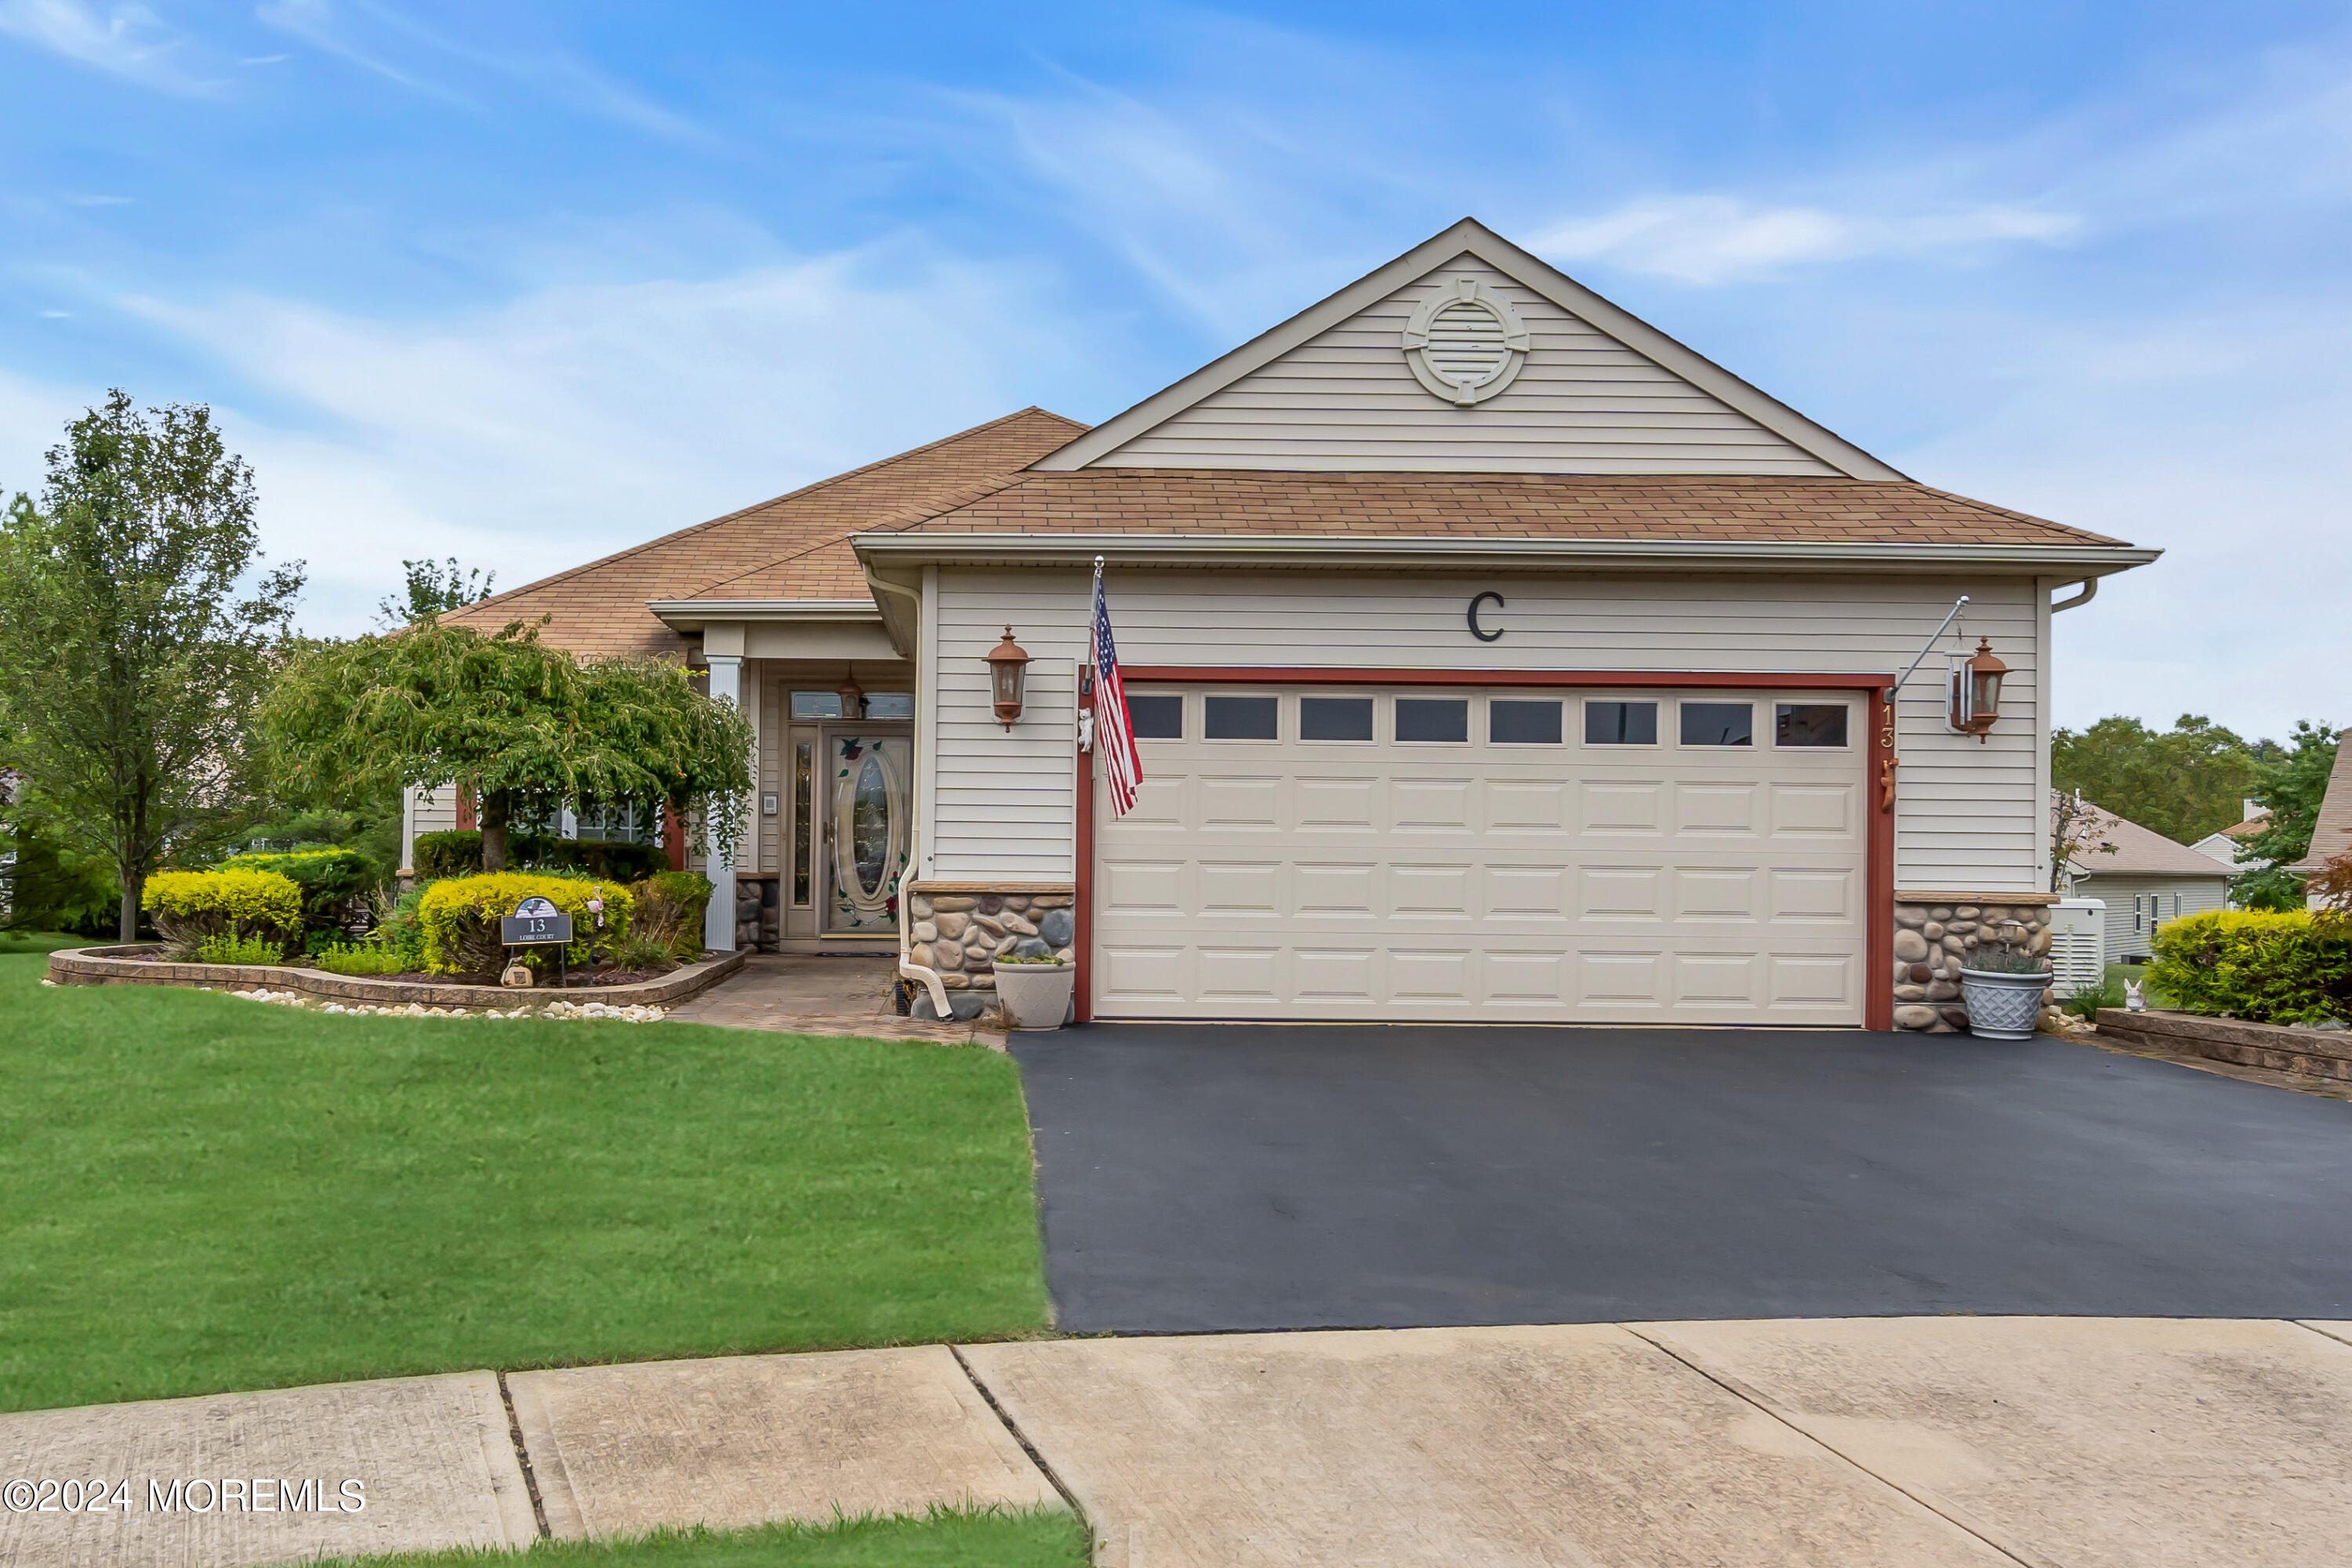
[333,1505,1091,1567]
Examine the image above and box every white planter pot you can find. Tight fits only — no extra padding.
[991,962,1075,1031]
[1958,967,2049,1041]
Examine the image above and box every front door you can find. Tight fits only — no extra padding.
[825,730,912,932]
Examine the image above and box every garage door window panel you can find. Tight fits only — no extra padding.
[1774,702,1849,748]
[1299,696,1375,742]
[1680,702,1754,747]
[1127,692,1184,740]
[1490,699,1563,746]
[1585,701,1658,746]
[1396,697,1469,744]
[1204,695,1279,741]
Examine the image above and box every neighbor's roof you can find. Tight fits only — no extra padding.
[438,407,1087,658]
[896,470,2132,547]
[2060,795,2241,880]
[2220,811,2272,841]
[2288,739,2352,873]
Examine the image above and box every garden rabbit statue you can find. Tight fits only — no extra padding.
[2125,979,2146,1012]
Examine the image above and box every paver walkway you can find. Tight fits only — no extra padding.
[9,1319,2352,1568]
[663,953,1007,1048]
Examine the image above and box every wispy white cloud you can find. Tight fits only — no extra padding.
[103,234,1111,635]
[1532,195,2082,285]
[0,0,220,94]
[254,0,464,102]
[256,0,705,139]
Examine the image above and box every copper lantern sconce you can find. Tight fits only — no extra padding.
[1948,637,2008,742]
[985,628,1030,729]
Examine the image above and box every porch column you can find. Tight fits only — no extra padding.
[703,651,743,953]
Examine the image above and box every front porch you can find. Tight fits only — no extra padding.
[663,953,1008,1048]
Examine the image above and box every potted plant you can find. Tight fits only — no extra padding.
[1959,924,2051,1041]
[991,952,1075,1031]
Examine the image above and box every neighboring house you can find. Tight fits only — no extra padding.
[2286,740,2352,906]
[2059,795,2235,964]
[442,219,2159,1032]
[2188,800,2270,871]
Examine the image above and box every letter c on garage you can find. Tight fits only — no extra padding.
[1467,590,1505,643]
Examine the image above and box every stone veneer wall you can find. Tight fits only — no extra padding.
[1891,897,2054,1033]
[906,886,1077,1020]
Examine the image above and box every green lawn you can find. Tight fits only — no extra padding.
[336,1509,1090,1568]
[0,950,1048,1414]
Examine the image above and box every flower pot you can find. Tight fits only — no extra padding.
[1958,967,2049,1041]
[990,961,1075,1031]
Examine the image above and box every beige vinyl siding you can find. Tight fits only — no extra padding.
[2076,873,2231,964]
[930,569,2044,891]
[1089,260,1844,475]
[403,784,460,873]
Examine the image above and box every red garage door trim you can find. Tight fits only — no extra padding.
[1076,668,1898,1032]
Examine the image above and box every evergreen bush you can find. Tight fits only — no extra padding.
[2147,909,2352,1025]
[415,872,635,978]
[141,868,303,957]
[220,847,379,935]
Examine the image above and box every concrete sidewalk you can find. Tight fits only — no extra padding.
[6,1319,2351,1567]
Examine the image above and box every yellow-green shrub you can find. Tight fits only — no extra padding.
[2147,909,2352,1025]
[416,872,635,977]
[142,869,303,958]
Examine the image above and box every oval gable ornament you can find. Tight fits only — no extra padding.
[1402,276,1531,405]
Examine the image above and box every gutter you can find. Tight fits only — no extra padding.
[851,532,2163,577]
[648,598,882,633]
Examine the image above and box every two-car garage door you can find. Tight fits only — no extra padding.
[1091,683,1868,1025]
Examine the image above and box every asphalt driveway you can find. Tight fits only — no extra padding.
[1012,1025,2352,1334]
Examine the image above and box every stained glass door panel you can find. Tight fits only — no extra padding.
[825,734,910,932]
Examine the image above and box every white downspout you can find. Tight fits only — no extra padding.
[864,565,953,1020]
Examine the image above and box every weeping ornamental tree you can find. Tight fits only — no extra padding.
[0,393,304,940]
[261,619,753,872]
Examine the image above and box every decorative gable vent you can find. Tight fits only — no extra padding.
[1402,275,1532,405]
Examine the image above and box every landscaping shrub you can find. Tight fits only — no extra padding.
[628,870,712,960]
[416,872,635,978]
[2147,909,2352,1025]
[310,942,409,976]
[195,932,290,966]
[220,847,380,936]
[141,869,303,958]
[412,829,483,880]
[411,828,666,883]
[372,885,430,971]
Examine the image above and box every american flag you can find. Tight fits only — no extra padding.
[1091,558,1144,817]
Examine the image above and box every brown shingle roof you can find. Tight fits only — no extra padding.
[439,408,1089,658]
[2288,739,2352,873]
[898,470,2131,546]
[2060,795,2241,880]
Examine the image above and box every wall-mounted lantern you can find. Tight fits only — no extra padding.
[985,627,1031,730]
[1948,637,2008,742]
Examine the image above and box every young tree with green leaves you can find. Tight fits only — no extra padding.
[260,619,753,872]
[2232,720,2343,910]
[2049,713,2259,845]
[0,392,304,940]
[374,557,497,630]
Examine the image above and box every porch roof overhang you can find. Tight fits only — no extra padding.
[648,598,882,634]
[851,532,2163,579]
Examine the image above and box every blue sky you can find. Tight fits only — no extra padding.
[3,1,2347,739]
